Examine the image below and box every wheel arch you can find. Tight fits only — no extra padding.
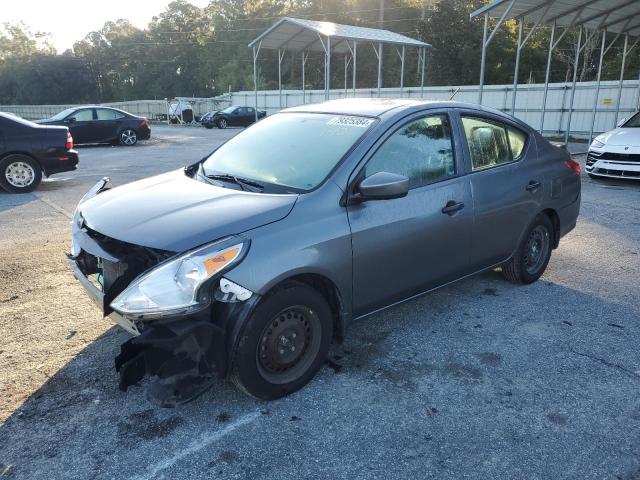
[0,151,43,172]
[260,273,346,341]
[541,208,560,249]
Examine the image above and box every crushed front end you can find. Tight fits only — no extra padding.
[68,179,258,405]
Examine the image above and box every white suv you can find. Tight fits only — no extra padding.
[586,112,640,180]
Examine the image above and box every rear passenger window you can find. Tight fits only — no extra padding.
[508,127,527,159]
[96,109,124,120]
[365,114,456,189]
[462,116,527,170]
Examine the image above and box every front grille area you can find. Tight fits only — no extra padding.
[593,167,640,178]
[597,151,640,162]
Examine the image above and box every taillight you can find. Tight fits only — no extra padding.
[565,158,581,175]
[140,119,148,127]
[66,132,73,150]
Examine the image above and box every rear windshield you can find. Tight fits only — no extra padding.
[202,112,375,192]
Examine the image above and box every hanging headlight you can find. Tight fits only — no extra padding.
[110,237,248,319]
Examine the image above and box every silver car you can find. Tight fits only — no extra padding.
[69,98,581,403]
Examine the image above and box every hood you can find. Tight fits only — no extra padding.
[79,169,297,252]
[596,128,640,147]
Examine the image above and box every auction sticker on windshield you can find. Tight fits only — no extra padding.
[327,116,375,128]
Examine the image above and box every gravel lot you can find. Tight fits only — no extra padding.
[0,125,639,480]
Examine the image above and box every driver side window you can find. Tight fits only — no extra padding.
[365,114,456,189]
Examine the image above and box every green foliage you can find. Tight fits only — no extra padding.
[0,1,636,104]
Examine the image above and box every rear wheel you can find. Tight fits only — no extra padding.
[0,154,42,193]
[217,118,227,129]
[502,214,553,284]
[230,282,332,400]
[119,129,138,146]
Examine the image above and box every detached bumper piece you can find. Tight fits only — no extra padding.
[115,317,225,407]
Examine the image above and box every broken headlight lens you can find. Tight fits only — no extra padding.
[110,237,247,318]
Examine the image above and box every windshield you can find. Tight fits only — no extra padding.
[49,107,77,121]
[622,112,640,128]
[202,112,375,192]
[220,106,236,114]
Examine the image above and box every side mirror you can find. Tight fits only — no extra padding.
[66,117,76,123]
[356,171,409,201]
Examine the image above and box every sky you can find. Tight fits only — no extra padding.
[1,0,210,52]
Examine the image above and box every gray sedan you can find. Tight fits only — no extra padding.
[69,98,581,403]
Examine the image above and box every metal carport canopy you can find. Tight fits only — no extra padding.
[471,0,640,144]
[248,17,431,119]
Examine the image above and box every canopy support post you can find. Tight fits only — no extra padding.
[353,41,357,97]
[614,34,629,127]
[301,50,308,104]
[420,48,426,98]
[477,0,516,105]
[565,27,583,144]
[479,13,488,104]
[252,41,261,122]
[326,36,331,100]
[512,19,523,115]
[278,48,285,110]
[399,45,405,98]
[377,42,383,97]
[589,30,607,144]
[540,22,556,135]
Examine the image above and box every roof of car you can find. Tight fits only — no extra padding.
[284,98,530,129]
[284,98,505,117]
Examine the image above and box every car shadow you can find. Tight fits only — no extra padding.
[1,272,639,478]
[0,189,38,213]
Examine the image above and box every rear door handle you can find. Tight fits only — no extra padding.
[442,200,465,216]
[526,180,541,192]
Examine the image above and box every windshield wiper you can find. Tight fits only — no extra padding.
[206,173,264,192]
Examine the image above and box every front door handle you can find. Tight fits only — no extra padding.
[442,200,465,216]
[526,180,541,192]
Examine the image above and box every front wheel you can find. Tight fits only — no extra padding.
[217,118,227,129]
[0,154,42,193]
[502,213,553,284]
[119,129,138,146]
[230,282,332,400]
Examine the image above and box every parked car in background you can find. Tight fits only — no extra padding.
[202,106,266,129]
[69,98,581,403]
[37,106,150,146]
[586,112,640,180]
[0,112,78,193]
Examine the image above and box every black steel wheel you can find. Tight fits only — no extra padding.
[231,282,332,400]
[256,305,322,385]
[502,213,553,284]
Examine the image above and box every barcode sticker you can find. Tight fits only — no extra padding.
[327,116,374,128]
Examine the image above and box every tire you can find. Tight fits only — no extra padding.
[217,118,227,129]
[0,154,42,193]
[502,213,553,284]
[230,282,332,400]
[119,129,138,146]
[205,124,214,130]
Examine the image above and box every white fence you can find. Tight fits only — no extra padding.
[231,79,640,139]
[3,80,639,138]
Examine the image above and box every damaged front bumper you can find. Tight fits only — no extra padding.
[68,217,259,405]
